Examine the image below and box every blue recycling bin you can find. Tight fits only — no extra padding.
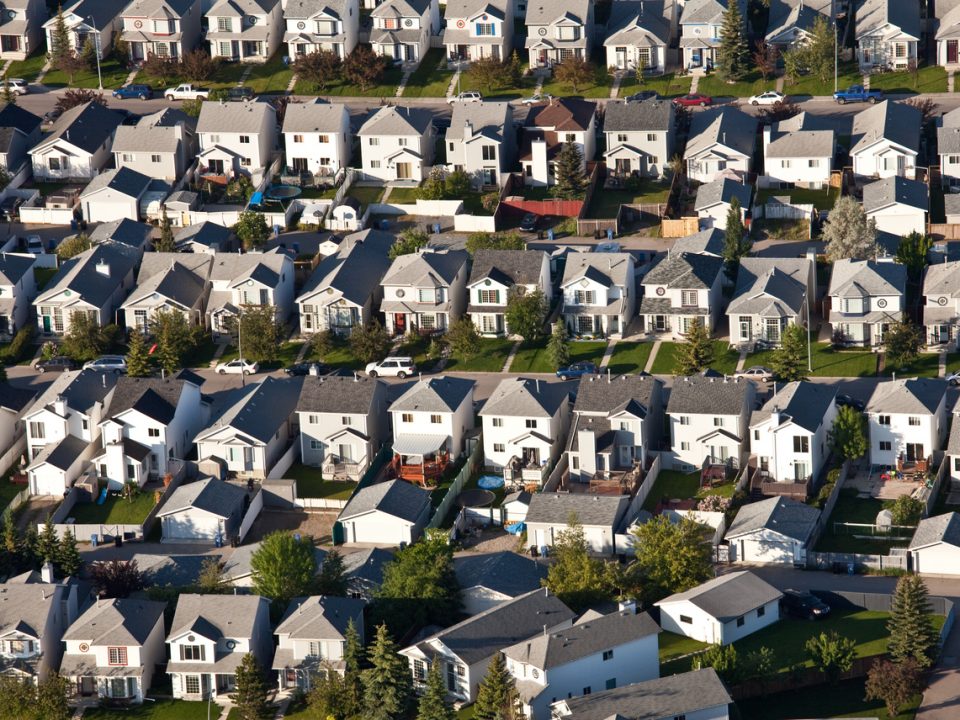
[90,534,98,547]
[433,223,441,233]
[547,229,554,241]
[607,228,614,240]
[215,532,223,548]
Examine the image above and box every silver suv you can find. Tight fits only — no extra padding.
[83,355,128,374]
[365,356,416,378]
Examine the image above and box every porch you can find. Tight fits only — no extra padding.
[322,453,369,482]
[748,460,812,501]
[561,460,644,497]
[390,434,452,488]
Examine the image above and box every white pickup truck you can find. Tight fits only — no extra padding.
[164,83,210,101]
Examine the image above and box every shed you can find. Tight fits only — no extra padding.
[909,512,960,575]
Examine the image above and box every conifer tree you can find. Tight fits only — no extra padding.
[50,5,71,64]
[56,529,82,577]
[417,660,455,720]
[717,0,749,81]
[553,142,587,199]
[887,574,939,668]
[770,324,808,382]
[125,330,152,378]
[474,652,522,720]
[37,517,59,565]
[342,618,364,717]
[232,653,269,720]
[362,624,411,720]
[547,320,570,369]
[154,207,177,252]
[673,317,714,376]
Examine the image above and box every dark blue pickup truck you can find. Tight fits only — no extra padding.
[833,85,883,104]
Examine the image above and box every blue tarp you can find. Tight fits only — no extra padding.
[505,522,525,535]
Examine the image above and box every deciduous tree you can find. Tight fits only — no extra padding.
[55,232,90,259]
[62,311,107,362]
[673,317,713,376]
[389,228,429,258]
[753,41,778,80]
[349,320,391,364]
[234,210,270,250]
[306,664,348,719]
[770,323,808,382]
[884,319,923,370]
[828,404,868,461]
[293,49,342,91]
[896,231,933,281]
[89,559,145,598]
[315,549,347,596]
[505,288,548,341]
[446,317,481,360]
[758,100,801,123]
[467,56,503,93]
[465,231,525,254]
[362,624,412,720]
[141,54,178,85]
[543,516,613,611]
[151,308,198,374]
[887,494,924,526]
[698,644,741,684]
[235,305,283,364]
[887,574,939,668]
[804,631,856,684]
[344,45,386,92]
[250,531,318,605]
[180,49,219,81]
[905,97,937,126]
[865,658,923,719]
[554,55,593,93]
[197,556,226,593]
[630,515,713,604]
[823,195,878,261]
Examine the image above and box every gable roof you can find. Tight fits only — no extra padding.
[297,374,383,415]
[123,257,209,311]
[106,377,192,424]
[36,243,139,308]
[196,100,273,134]
[453,551,548,596]
[358,105,433,136]
[866,377,947,415]
[524,0,590,25]
[669,228,725,257]
[168,593,268,641]
[30,435,88,471]
[642,251,724,289]
[0,582,64,640]
[298,229,394,304]
[447,102,511,142]
[113,123,186,156]
[0,103,41,138]
[46,0,131,31]
[282,102,348,134]
[479,377,574,419]
[525,492,629,527]
[572,374,662,416]
[750,381,836,433]
[725,496,821,542]
[727,256,810,317]
[604,0,674,46]
[766,127,835,159]
[685,106,755,159]
[284,0,354,18]
[0,385,36,414]
[828,258,907,298]
[80,167,152,200]
[656,571,782,620]
[603,97,673,132]
[851,101,921,155]
[468,249,546,287]
[856,0,921,38]
[175,221,234,251]
[766,0,832,39]
[199,376,302,444]
[342,547,394,586]
[909,512,960,550]
[523,97,596,132]
[381,249,468,287]
[392,376,475,413]
[339,479,432,522]
[694,176,752,211]
[88,218,153,249]
[667,376,752,415]
[561,252,634,289]
[862,176,928,213]
[63,598,165,645]
[923,260,960,298]
[0,252,34,286]
[275,595,365,639]
[33,101,123,156]
[158,477,248,518]
[25,368,118,420]
[123,0,197,17]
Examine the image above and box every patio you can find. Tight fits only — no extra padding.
[845,465,931,503]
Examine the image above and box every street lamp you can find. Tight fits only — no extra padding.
[86,17,103,91]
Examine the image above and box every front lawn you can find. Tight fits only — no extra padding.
[403,49,453,97]
[287,464,358,500]
[42,56,130,89]
[510,340,608,374]
[618,72,693,98]
[749,343,878,378]
[736,676,921,720]
[7,50,48,82]
[540,61,615,99]
[83,701,222,720]
[696,71,768,99]
[641,469,735,512]
[815,489,913,554]
[445,338,514,372]
[868,64,948,94]
[649,342,680,375]
[947,351,960,374]
[69,490,157,525]
[309,342,365,371]
[784,62,863,97]
[755,186,840,210]
[650,341,738,376]
[882,352,941,378]
[395,333,436,369]
[607,341,654,374]
[295,65,404,97]
[230,54,294,94]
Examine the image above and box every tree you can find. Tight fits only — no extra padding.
[474,652,522,720]
[553,142,587,199]
[828,404,868,461]
[197,556,226,593]
[417,659,455,720]
[884,319,923,370]
[49,5,71,64]
[232,653,269,720]
[823,196,878,261]
[235,305,283,364]
[904,97,938,126]
[753,41,778,81]
[56,529,81,577]
[79,37,97,70]
[234,210,270,250]
[389,228,429,259]
[505,288,548,341]
[446,169,471,198]
[250,531,318,605]
[180,49,219,81]
[896,231,933,281]
[1,73,16,106]
[804,631,856,684]
[723,196,749,265]
[547,320,569,370]
[887,494,924,526]
[344,45,386,92]
[553,55,593,93]
[634,54,648,84]
[543,516,613,611]
[141,54,179,85]
[805,15,837,84]
[465,231,525,254]
[418,166,448,200]
[56,232,91,259]
[743,646,778,696]
[293,49,342,91]
[89,559,145,598]
[769,324,808,382]
[349,320,391,364]
[315,549,347,596]
[62,311,110,361]
[362,624,412,720]
[151,308,198,374]
[37,517,58,564]
[865,658,923,719]
[342,619,365,716]
[125,329,152,378]
[673,317,713,376]
[154,207,177,253]
[698,644,741,684]
[887,574,939,668]
[446,317,481,360]
[306,665,348,720]
[467,55,504,93]
[758,100,802,123]
[630,515,713,604]
[34,674,70,720]
[181,97,204,117]
[507,51,524,86]
[716,0,748,81]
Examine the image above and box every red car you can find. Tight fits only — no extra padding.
[673,93,713,107]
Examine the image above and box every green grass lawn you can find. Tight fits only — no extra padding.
[510,340,608,374]
[295,65,404,97]
[34,266,57,291]
[287,464,358,500]
[181,337,221,368]
[586,180,671,218]
[540,61,615,99]
[7,50,47,82]
[659,631,710,664]
[868,64,948,94]
[882,353,941,378]
[229,54,293,94]
[395,333,435,369]
[650,341,738,376]
[403,49,453,97]
[649,342,680,374]
[697,70,769,99]
[387,185,421,203]
[348,185,386,210]
[618,72,693,98]
[607,342,654,374]
[947,352,960,374]
[756,186,840,210]
[748,343,878,378]
[43,56,130,89]
[0,474,25,513]
[642,469,735,511]
[784,62,863,97]
[69,491,157,525]
[310,342,365,370]
[83,701,223,720]
[815,489,913,554]
[736,676,921,719]
[753,218,810,241]
[445,338,514,372]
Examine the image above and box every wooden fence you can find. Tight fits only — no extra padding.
[661,216,700,237]
[427,440,482,530]
[928,223,960,240]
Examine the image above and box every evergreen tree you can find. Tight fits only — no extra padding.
[125,330,152,377]
[151,309,197,375]
[553,142,587,199]
[673,317,714,375]
[716,0,749,81]
[362,624,412,720]
[770,324,808,382]
[723,196,749,265]
[474,652,521,720]
[232,653,269,720]
[50,5,71,64]
[35,673,71,720]
[446,317,481,361]
[546,320,570,370]
[154,208,177,252]
[306,667,348,720]
[887,574,939,668]
[823,196,878,261]
[37,517,58,565]
[343,618,364,716]
[3,515,17,555]
[235,305,283,364]
[56,529,82,577]
[417,660,455,720]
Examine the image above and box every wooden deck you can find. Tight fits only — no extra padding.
[391,452,450,488]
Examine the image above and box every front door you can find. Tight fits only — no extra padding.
[739,317,751,341]
[208,158,225,175]
[243,447,254,472]
[616,47,627,69]
[394,313,406,335]
[950,40,959,64]
[79,677,96,696]
[42,315,51,333]
[396,162,412,179]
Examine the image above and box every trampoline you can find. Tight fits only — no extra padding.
[477,474,505,490]
[457,488,496,508]
[265,184,302,201]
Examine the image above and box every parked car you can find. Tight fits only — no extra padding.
[0,196,22,221]
[556,361,599,380]
[947,372,960,387]
[749,90,786,106]
[780,589,831,619]
[26,235,44,254]
[3,78,28,95]
[42,108,62,126]
[83,355,128,374]
[365,356,415,378]
[521,92,554,105]
[448,91,482,104]
[164,83,210,101]
[226,85,255,102]
[672,93,712,107]
[835,393,865,411]
[112,84,153,100]
[34,356,77,373]
[735,366,774,382]
[215,358,258,375]
[284,361,328,376]
[519,213,538,232]
[833,85,882,104]
[625,90,658,103]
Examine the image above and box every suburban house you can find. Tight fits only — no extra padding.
[205,252,295,337]
[683,106,756,183]
[296,374,388,480]
[120,0,202,62]
[478,377,575,481]
[558,252,636,338]
[667,376,755,473]
[760,111,835,188]
[639,251,724,338]
[526,493,630,554]
[337,479,433,544]
[60,598,167,704]
[166,594,272,700]
[282,102,351,180]
[850,100,921,181]
[0,252,37,338]
[380,248,470,336]
[603,0,677,73]
[0,0,46,60]
[503,607,661,720]
[727,256,813,347]
[273,595,365,690]
[862,175,928,235]
[399,589,576,704]
[0,103,41,172]
[865,378,948,468]
[827,258,907,346]
[765,0,832,50]
[909,512,960,575]
[42,0,128,59]
[921,260,960,348]
[357,105,435,183]
[602,98,675,180]
[30,101,123,181]
[466,249,550,336]
[445,101,516,188]
[655,571,782,645]
[175,222,235,254]
[0,386,35,455]
[120,253,213,333]
[938,108,960,184]
[748,381,838,491]
[206,0,283,62]
[725,495,822,564]
[369,0,440,67]
[113,108,197,182]
[453,552,549,615]
[88,218,153,251]
[442,0,514,62]
[520,98,596,186]
[694,177,751,230]
[937,0,960,66]
[679,0,746,71]
[283,0,359,60]
[79,167,153,223]
[157,477,252,544]
[296,229,394,336]
[524,0,593,69]
[196,100,277,181]
[855,0,919,70]
[670,227,725,257]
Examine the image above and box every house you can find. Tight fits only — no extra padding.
[196,100,277,182]
[922,260,960,348]
[0,252,37,338]
[760,111,835,188]
[442,0,513,63]
[679,0,746,71]
[749,381,838,490]
[195,377,302,479]
[855,0,919,70]
[369,0,440,67]
[466,249,550,336]
[526,493,630,554]
[88,218,153,252]
[524,0,593,69]
[42,0,128,59]
[0,103,41,172]
[827,258,907,346]
[120,253,213,333]
[166,594,272,699]
[550,667,732,720]
[766,0,832,50]
[206,0,283,62]
[446,101,516,188]
[936,0,960,66]
[478,377,575,482]
[559,252,636,338]
[655,571,782,645]
[205,252,295,336]
[296,374,388,480]
[296,229,394,336]
[357,105,435,183]
[342,547,394,601]
[60,598,167,704]
[380,248,470,336]
[603,0,677,73]
[283,0,359,60]
[0,385,35,455]
[725,495,822,563]
[337,479,433,544]
[602,98,675,180]
[694,177,751,230]
[727,256,814,347]
[79,167,153,223]
[221,541,327,588]
[850,100,921,181]
[120,0,202,62]
[133,554,209,587]
[669,227,725,257]
[0,0,46,60]
[452,551,549,615]
[113,108,197,182]
[175,222,235,253]
[30,101,123,181]
[639,251,724,338]
[862,175,928,235]
[92,376,207,490]
[520,98,596,187]
[282,102,351,180]
[35,243,139,336]
[866,378,948,468]
[938,108,960,184]
[158,477,252,543]
[683,106,756,183]
[566,374,664,485]
[668,376,755,472]
[909,512,960,575]
[273,596,365,690]
[399,589,576,704]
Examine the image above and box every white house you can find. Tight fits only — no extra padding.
[604,0,677,73]
[166,594,272,700]
[526,492,630,555]
[909,512,960,575]
[936,0,960,67]
[205,0,283,62]
[694,177,751,230]
[205,252,294,336]
[337,479,433,544]
[452,552,549,615]
[157,477,252,543]
[0,0,46,60]
[761,112,835,189]
[727,256,814,347]
[559,252,636,338]
[442,0,514,63]
[855,0,919,70]
[684,106,756,183]
[921,260,960,348]
[862,175,928,236]
[524,0,592,69]
[120,253,213,333]
[827,258,907,347]
[520,98,596,187]
[120,0,203,62]
[466,249,550,336]
[0,102,42,173]
[0,386,35,458]
[850,101,921,181]
[196,100,277,183]
[357,105,435,183]
[0,252,37,339]
[446,102,516,188]
[79,167,153,224]
[765,0,832,51]
[603,98,675,180]
[668,376,755,473]
[938,108,960,185]
[639,251,724,338]
[866,378,948,468]
[370,0,439,67]
[380,248,470,336]
[283,0,359,60]
[30,101,123,181]
[60,598,167,704]
[42,0,128,60]
[282,102,351,180]
[679,0,746,71]
[725,496,821,564]
[113,108,197,183]
[656,572,782,645]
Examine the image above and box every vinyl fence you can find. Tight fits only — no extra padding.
[927,458,949,517]
[756,198,814,221]
[267,442,299,480]
[236,489,264,543]
[427,439,482,530]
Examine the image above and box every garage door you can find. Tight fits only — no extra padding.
[742,538,794,564]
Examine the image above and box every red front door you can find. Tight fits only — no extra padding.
[394,313,406,335]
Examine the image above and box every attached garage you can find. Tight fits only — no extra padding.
[337,479,431,545]
[27,435,90,496]
[725,495,821,566]
[909,512,960,575]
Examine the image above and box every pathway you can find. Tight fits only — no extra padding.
[395,70,412,97]
[950,70,956,94]
[599,339,617,368]
[735,349,748,373]
[211,343,229,363]
[445,70,460,98]
[295,339,311,363]
[122,66,139,87]
[501,340,522,372]
[0,59,10,78]
[643,340,661,373]
[287,73,298,94]
[774,75,785,93]
[940,351,948,378]
[239,65,254,84]
[609,71,624,99]
[34,59,51,84]
[689,74,699,93]
[916,612,960,719]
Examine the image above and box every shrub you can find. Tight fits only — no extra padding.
[2,326,35,364]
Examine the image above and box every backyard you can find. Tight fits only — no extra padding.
[607,341,654,374]
[0,473,25,513]
[510,340,608,374]
[815,488,915,555]
[736,677,921,720]
[286,464,358,501]
[585,179,672,219]
[650,341,740,376]
[444,338,514,372]
[69,490,157,525]
[755,186,840,210]
[347,185,386,211]
[747,343,878,378]
[641,469,736,512]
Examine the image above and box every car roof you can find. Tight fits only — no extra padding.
[383,356,413,362]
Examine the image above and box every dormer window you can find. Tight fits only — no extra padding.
[556,25,579,41]
[217,17,230,32]
[108,647,128,665]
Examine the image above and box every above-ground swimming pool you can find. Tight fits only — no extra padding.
[477,474,505,490]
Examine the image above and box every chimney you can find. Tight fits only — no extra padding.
[53,395,66,416]
[95,260,110,277]
[464,120,473,141]
[535,378,540,393]
[618,599,637,614]
[41,561,54,584]
[607,368,611,383]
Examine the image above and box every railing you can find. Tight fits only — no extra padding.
[322,455,369,481]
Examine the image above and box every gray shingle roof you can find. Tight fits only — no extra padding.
[63,598,166,645]
[358,105,433,136]
[381,249,468,287]
[123,0,197,18]
[81,167,152,200]
[113,123,185,155]
[275,595,365,639]
[0,103,40,137]
[766,128,834,159]
[133,554,208,587]
[667,376,751,415]
[856,0,921,39]
[199,376,302,444]
[0,385,36,414]
[828,259,907,298]
[851,100,921,155]
[106,377,192,424]
[0,582,65,640]
[603,97,673,132]
[282,102,348,134]
[862,176,928,213]
[751,381,836,433]
[0,252,34,286]
[392,376,475,413]
[447,102,511,142]
[909,512,960,550]
[34,101,122,155]
[694,177,752,211]
[26,369,118,420]
[572,374,662,416]
[339,479,432,522]
[284,0,352,18]
[197,100,273,134]
[468,249,546,287]
[479,377,574,419]
[725,496,821,542]
[175,221,233,250]
[297,374,383,415]
[168,593,268,641]
[727,257,810,317]
[866,377,947,415]
[938,124,960,154]
[656,571,782,621]
[949,414,960,455]
[157,477,248,518]
[642,251,724,289]
[453,551,548,596]
[685,106,756,160]
[561,252,634,289]
[124,256,210,311]
[525,493,629,527]
[669,228,725,257]
[32,435,88,471]
[524,0,590,26]
[56,0,132,32]
[298,229,394,305]
[88,218,153,249]
[36,243,139,308]
[342,547,393,586]
[604,0,674,46]
[766,0,832,40]
[221,540,326,581]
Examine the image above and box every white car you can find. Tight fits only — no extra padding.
[947,372,960,387]
[749,90,786,106]
[736,366,775,382]
[4,78,28,95]
[447,91,482,104]
[521,92,554,105]
[83,355,127,374]
[215,358,258,375]
[365,356,416,378]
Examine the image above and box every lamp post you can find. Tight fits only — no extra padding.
[834,18,838,94]
[87,17,103,91]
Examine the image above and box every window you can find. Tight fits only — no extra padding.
[565,133,576,143]
[293,134,303,143]
[713,417,724,427]
[525,419,537,429]
[217,16,230,31]
[310,440,321,450]
[369,137,379,146]
[478,289,500,304]
[574,290,595,304]
[681,290,698,307]
[317,134,329,143]
[494,443,505,452]
[757,606,765,617]
[602,650,614,661]
[239,135,250,144]
[649,156,658,164]
[370,160,381,169]
[736,616,745,627]
[121,153,134,162]
[457,665,465,677]
[782,159,791,169]
[878,415,891,426]
[895,43,906,58]
[48,157,61,171]
[754,430,760,440]
[793,436,810,453]
[955,457,960,472]
[151,154,161,163]
[185,676,201,694]
[571,456,579,470]
[619,422,629,431]
[29,422,44,439]
[808,159,819,167]
[398,138,407,147]
[401,413,413,423]
[241,158,251,167]
[679,615,692,624]
[951,156,960,164]
[680,441,690,451]
[880,441,892,451]
[126,463,136,480]
[646,133,657,142]
[492,418,503,427]
[209,134,220,143]
[909,417,921,426]
[148,428,160,438]
[82,418,89,431]
[308,641,321,657]
[475,22,495,35]
[219,41,231,56]
[108,647,127,666]
[421,315,435,330]
[180,645,205,661]
[606,678,616,690]
[341,416,352,426]
[413,659,427,681]
[429,414,443,424]
[617,133,628,142]
[481,145,496,161]
[679,416,689,426]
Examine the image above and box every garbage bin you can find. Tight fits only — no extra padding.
[114,535,122,548]
[90,534,98,548]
